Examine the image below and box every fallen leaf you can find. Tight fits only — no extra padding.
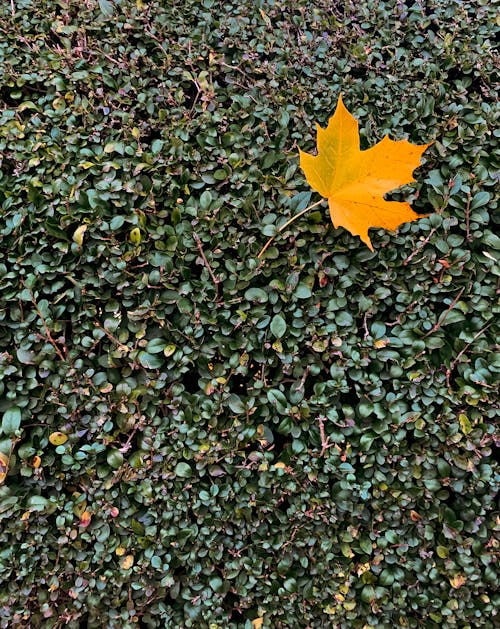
[299,95,432,250]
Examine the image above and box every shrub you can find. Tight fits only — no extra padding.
[0,0,498,627]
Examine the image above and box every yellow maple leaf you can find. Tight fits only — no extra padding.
[299,95,432,250]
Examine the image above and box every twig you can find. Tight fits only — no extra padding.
[94,321,130,352]
[257,199,324,259]
[446,322,493,387]
[403,227,437,265]
[317,416,334,457]
[297,365,310,390]
[464,192,472,242]
[28,289,66,361]
[386,299,420,327]
[423,287,465,338]
[193,232,220,301]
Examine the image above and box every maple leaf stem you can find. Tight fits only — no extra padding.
[257,199,325,258]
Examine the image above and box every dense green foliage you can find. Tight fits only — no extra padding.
[0,0,498,627]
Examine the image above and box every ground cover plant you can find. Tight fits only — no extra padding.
[0,0,498,627]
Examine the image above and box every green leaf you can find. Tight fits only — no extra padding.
[1,407,21,436]
[146,338,167,354]
[16,348,36,365]
[200,190,213,211]
[26,495,49,511]
[107,449,124,469]
[227,394,246,414]
[174,462,192,478]
[359,535,373,555]
[470,191,490,209]
[294,283,312,299]
[151,139,164,154]
[98,0,114,16]
[270,314,286,338]
[267,389,288,414]
[244,287,268,303]
[137,352,163,369]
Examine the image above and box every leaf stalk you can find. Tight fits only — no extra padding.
[257,199,324,258]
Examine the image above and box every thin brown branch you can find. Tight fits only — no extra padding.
[318,416,334,457]
[193,232,220,301]
[403,226,437,265]
[423,287,465,338]
[464,192,472,242]
[94,321,130,352]
[28,289,66,361]
[446,321,493,387]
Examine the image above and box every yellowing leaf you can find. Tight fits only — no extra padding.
[252,617,264,629]
[272,461,287,470]
[129,227,142,244]
[79,511,92,527]
[299,95,432,250]
[72,491,87,518]
[49,431,68,445]
[459,413,472,434]
[121,554,134,569]
[72,224,87,247]
[0,452,9,484]
[449,574,466,589]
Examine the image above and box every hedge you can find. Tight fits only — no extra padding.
[0,0,498,627]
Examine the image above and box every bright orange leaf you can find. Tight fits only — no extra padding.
[299,95,432,250]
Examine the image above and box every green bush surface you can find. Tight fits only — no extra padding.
[0,0,498,627]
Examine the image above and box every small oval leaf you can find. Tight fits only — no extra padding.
[72,224,87,247]
[2,406,21,436]
[49,432,68,446]
[129,227,142,244]
[270,314,286,338]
